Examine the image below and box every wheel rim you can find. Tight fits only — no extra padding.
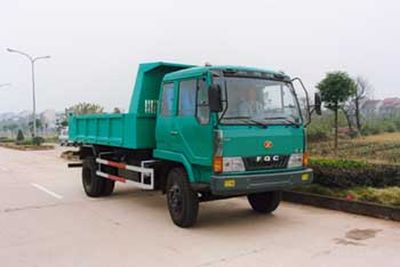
[168,183,183,216]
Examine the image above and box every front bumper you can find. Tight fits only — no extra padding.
[211,168,313,196]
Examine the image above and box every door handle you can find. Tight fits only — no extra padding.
[170,131,178,136]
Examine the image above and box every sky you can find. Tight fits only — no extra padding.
[0,0,399,113]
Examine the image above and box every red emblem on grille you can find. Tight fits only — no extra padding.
[264,141,273,149]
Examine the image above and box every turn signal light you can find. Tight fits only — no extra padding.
[303,152,309,167]
[213,156,223,173]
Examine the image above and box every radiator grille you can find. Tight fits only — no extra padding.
[243,155,289,171]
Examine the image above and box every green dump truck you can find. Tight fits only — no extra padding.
[68,62,321,227]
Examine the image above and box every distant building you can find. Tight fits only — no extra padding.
[360,97,400,118]
[380,97,400,117]
[360,99,382,117]
[40,109,57,129]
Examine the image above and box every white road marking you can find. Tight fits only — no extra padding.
[30,183,63,199]
[0,166,9,172]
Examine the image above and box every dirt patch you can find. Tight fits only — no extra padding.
[333,228,381,246]
[345,228,381,241]
[0,143,54,151]
[334,238,365,246]
[60,150,79,161]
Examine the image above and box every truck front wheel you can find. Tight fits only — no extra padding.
[166,167,199,228]
[247,191,282,213]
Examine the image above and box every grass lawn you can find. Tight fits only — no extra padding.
[305,132,400,206]
[308,132,400,164]
[292,184,400,207]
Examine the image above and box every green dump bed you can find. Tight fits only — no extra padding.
[68,113,156,149]
[68,62,193,149]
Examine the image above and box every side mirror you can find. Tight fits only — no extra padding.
[314,93,322,115]
[208,84,223,112]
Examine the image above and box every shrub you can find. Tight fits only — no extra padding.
[361,123,382,135]
[32,136,44,146]
[16,130,25,145]
[0,137,14,143]
[310,158,368,169]
[361,117,400,135]
[349,129,360,139]
[307,127,329,142]
[394,117,400,131]
[44,136,58,143]
[310,158,400,188]
[307,119,331,142]
[383,122,397,133]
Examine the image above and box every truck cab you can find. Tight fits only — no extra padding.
[155,66,313,195]
[68,62,321,228]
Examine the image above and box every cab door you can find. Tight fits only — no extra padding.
[156,82,180,152]
[174,77,212,166]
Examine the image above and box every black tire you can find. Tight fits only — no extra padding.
[166,167,199,228]
[247,191,282,213]
[101,167,115,196]
[82,157,105,197]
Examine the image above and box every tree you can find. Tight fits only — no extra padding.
[2,123,19,138]
[316,72,357,153]
[354,76,372,132]
[28,119,43,137]
[66,102,104,116]
[55,117,68,132]
[16,129,24,145]
[341,104,353,132]
[339,76,372,136]
[62,103,105,127]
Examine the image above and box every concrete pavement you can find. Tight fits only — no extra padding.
[0,146,399,267]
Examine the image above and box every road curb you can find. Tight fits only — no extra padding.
[282,191,400,222]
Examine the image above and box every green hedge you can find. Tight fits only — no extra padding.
[310,158,400,188]
[0,137,15,143]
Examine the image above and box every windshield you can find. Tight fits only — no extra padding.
[216,76,302,125]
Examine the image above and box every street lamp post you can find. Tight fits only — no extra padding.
[6,48,50,138]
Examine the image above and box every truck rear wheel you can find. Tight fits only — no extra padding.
[101,176,115,196]
[166,167,199,228]
[82,157,106,197]
[247,191,282,213]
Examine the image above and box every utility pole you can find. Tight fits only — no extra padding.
[7,48,50,138]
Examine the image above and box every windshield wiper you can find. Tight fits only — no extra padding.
[262,116,300,127]
[223,116,268,127]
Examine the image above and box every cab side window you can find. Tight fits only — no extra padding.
[161,83,175,116]
[197,78,209,124]
[179,79,196,116]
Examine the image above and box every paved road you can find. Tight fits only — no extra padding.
[0,146,399,267]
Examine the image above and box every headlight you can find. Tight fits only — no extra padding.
[287,153,304,168]
[223,157,245,172]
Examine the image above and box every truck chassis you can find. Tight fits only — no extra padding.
[72,144,283,227]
